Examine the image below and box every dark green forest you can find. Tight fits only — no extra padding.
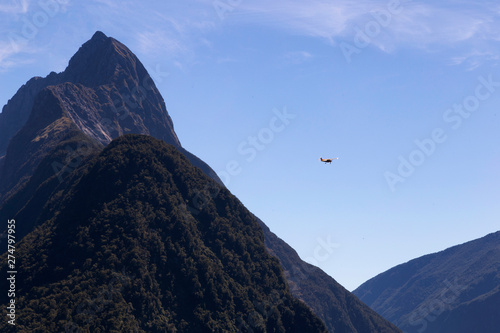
[0,135,327,332]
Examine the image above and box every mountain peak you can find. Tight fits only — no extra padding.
[0,31,219,200]
[91,30,108,41]
[63,30,135,87]
[0,31,161,157]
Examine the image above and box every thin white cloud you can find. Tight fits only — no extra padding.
[221,0,500,54]
[135,30,188,57]
[0,49,20,71]
[230,0,369,39]
[2,0,499,72]
[450,50,499,71]
[197,0,499,69]
[0,0,30,14]
[216,57,238,64]
[0,29,33,70]
[380,3,490,48]
[0,39,38,71]
[66,1,218,66]
[0,0,72,69]
[283,51,313,65]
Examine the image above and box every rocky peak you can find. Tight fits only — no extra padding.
[0,31,180,158]
[0,31,221,202]
[63,31,149,90]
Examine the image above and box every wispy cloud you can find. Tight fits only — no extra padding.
[0,39,38,71]
[0,43,21,71]
[216,56,238,64]
[283,51,313,65]
[229,0,366,40]
[377,3,493,49]
[0,0,30,14]
[222,0,500,55]
[2,0,499,72]
[450,50,500,71]
[70,1,217,65]
[0,0,72,69]
[135,30,188,57]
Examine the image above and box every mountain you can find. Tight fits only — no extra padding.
[0,31,401,332]
[0,31,178,154]
[353,231,500,333]
[0,135,327,332]
[0,31,218,203]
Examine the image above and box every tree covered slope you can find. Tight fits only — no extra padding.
[0,135,327,332]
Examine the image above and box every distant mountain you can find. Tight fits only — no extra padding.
[353,231,500,333]
[0,135,327,332]
[0,31,401,332]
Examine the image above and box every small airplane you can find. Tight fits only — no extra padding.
[319,157,339,164]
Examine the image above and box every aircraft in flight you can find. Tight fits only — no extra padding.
[319,157,339,164]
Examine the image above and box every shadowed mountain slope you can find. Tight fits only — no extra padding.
[0,135,327,332]
[354,231,500,333]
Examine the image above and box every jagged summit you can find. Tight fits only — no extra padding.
[91,30,107,40]
[63,30,151,89]
[0,31,179,157]
[0,31,219,202]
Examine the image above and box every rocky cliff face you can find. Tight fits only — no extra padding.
[59,31,180,146]
[0,31,178,156]
[0,86,78,198]
[0,31,217,203]
[0,72,60,155]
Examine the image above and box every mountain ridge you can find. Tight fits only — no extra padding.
[353,230,500,333]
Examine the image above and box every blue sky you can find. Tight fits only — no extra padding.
[1,0,500,291]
